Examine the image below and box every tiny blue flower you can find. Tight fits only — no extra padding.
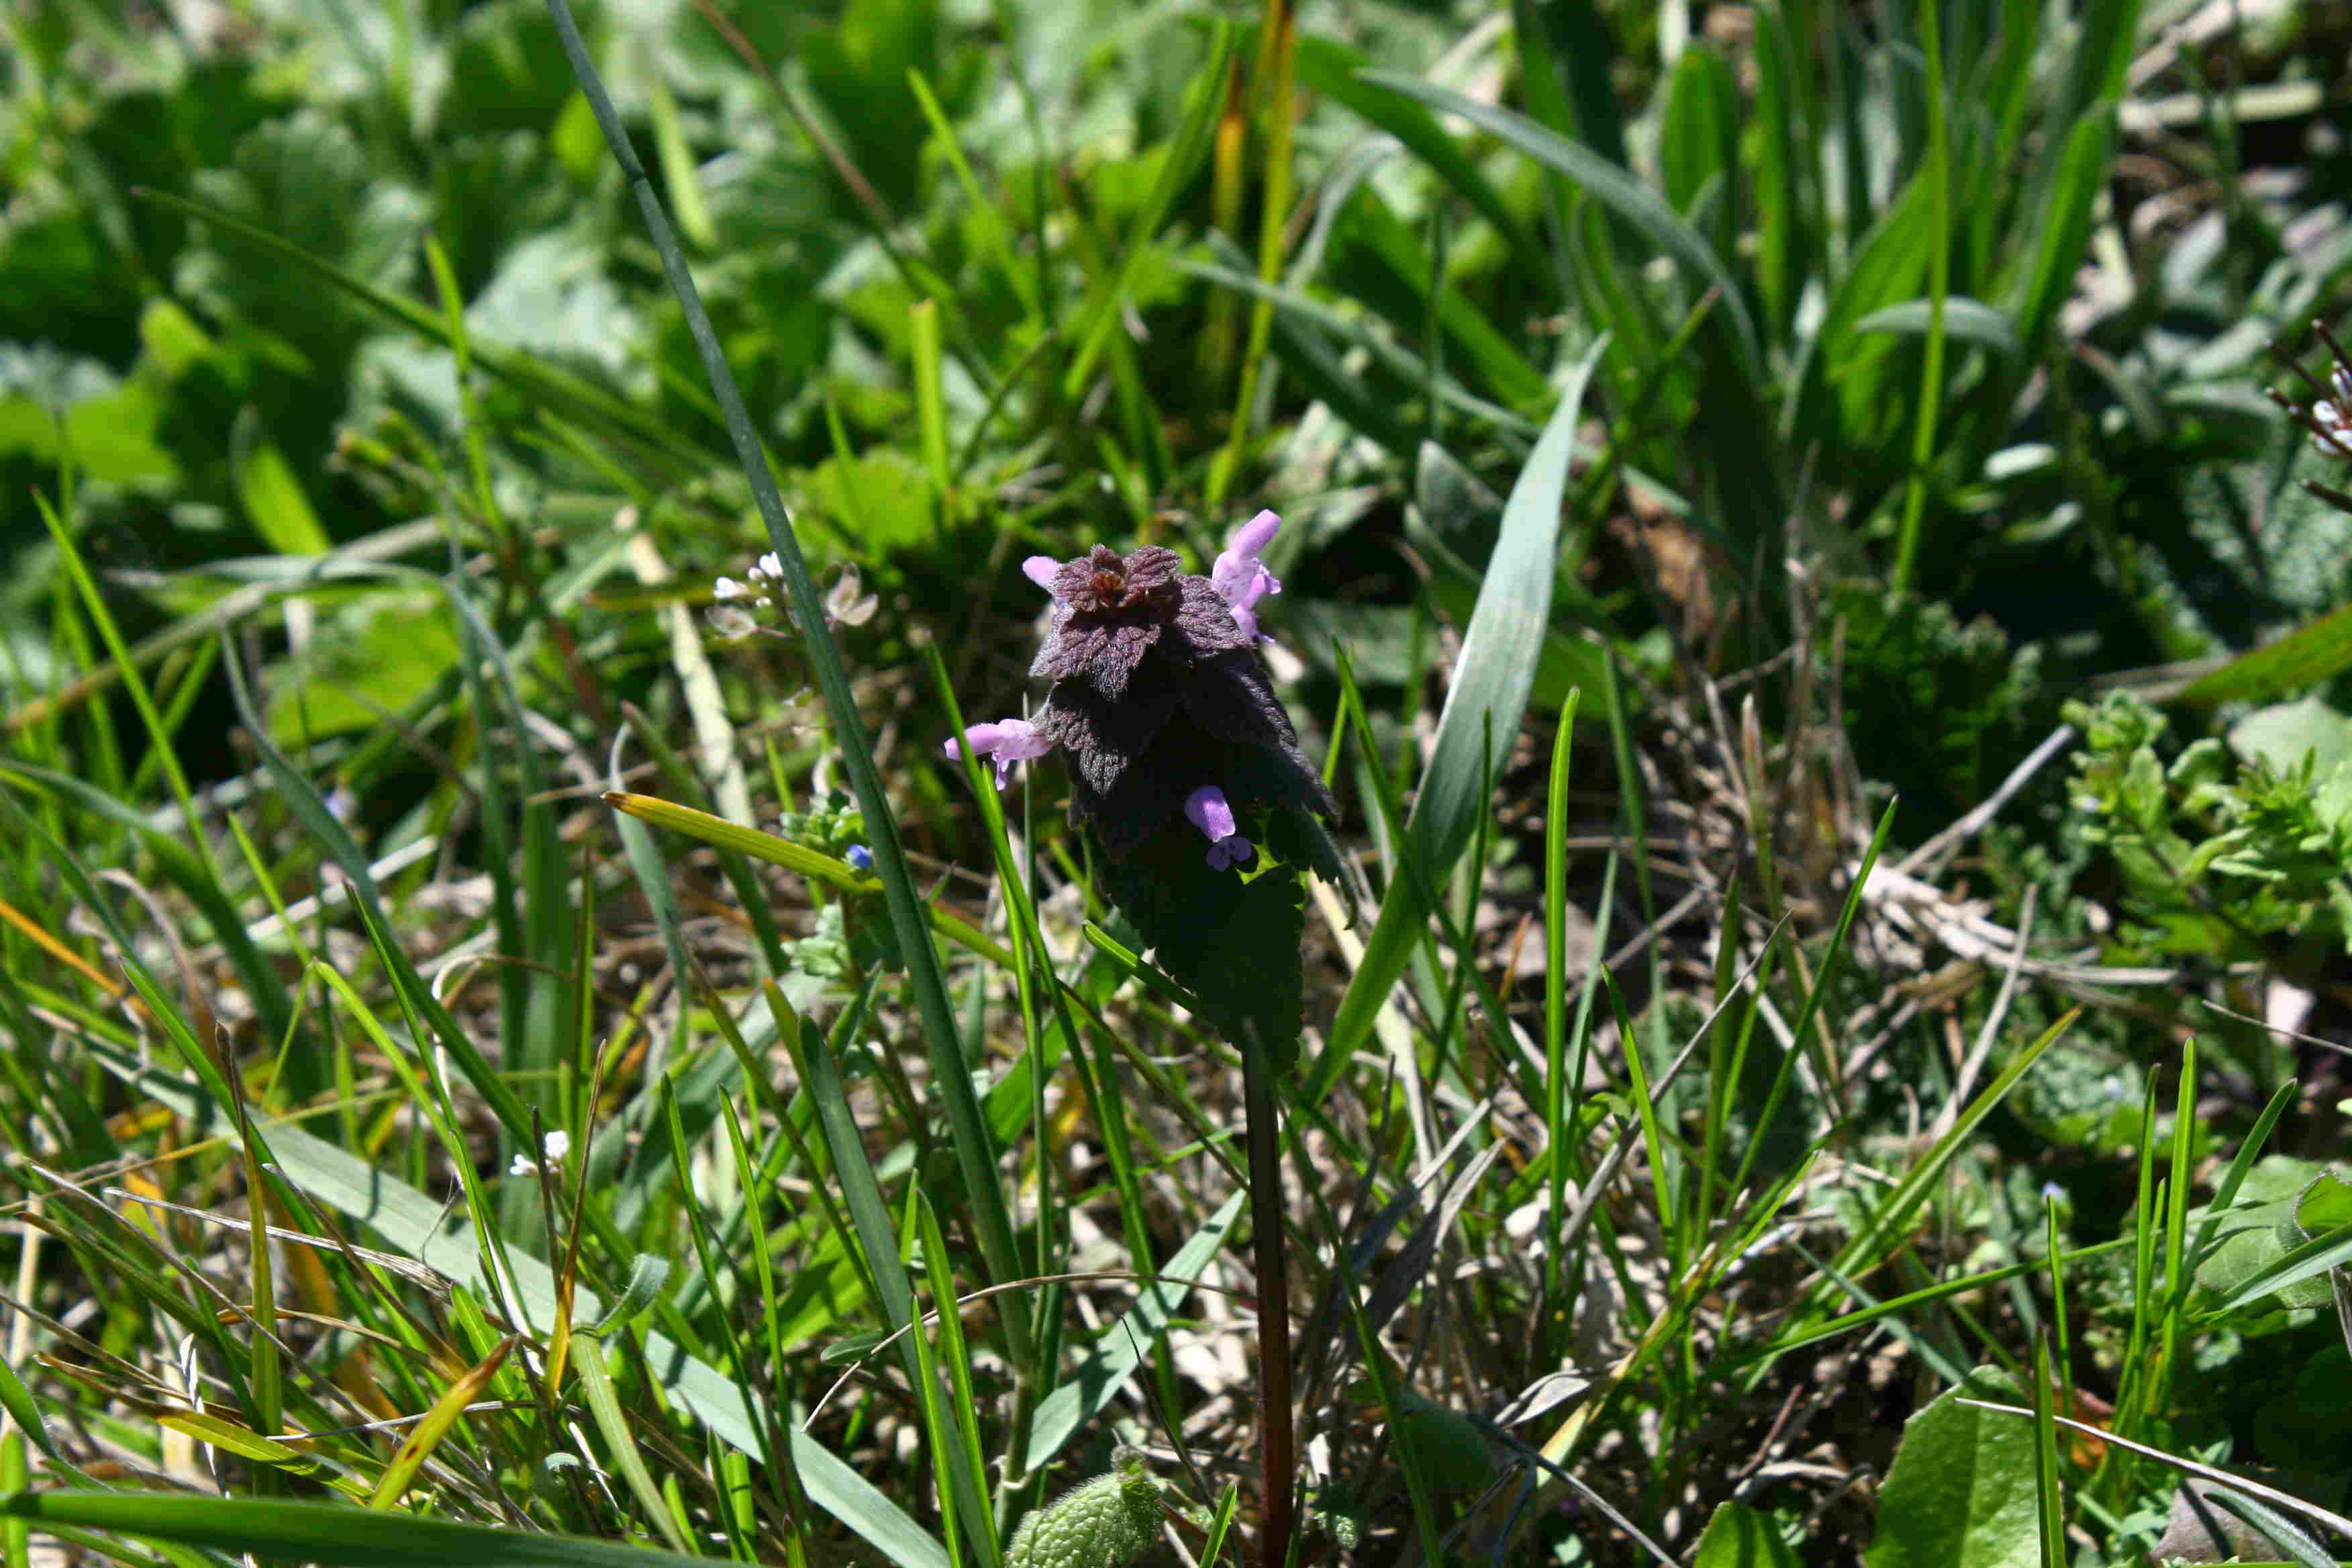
[846,844,874,872]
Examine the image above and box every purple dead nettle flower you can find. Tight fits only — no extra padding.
[1184,785,1253,870]
[944,511,1334,871]
[1209,508,1281,643]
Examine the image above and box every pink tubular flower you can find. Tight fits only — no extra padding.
[1183,785,1255,871]
[1210,509,1282,642]
[944,718,1057,789]
[1021,555,1061,594]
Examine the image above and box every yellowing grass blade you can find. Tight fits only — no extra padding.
[368,1335,516,1510]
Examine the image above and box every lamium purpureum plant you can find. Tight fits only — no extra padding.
[945,510,1348,1564]
[945,510,1350,1061]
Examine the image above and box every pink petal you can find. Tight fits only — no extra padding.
[948,718,1056,789]
[1183,785,1238,841]
[1211,510,1283,618]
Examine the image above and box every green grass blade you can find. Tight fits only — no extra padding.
[539,3,1036,1384]
[2030,1332,2067,1566]
[1293,33,1545,285]
[1360,71,1758,375]
[1854,298,2022,360]
[2007,108,2116,357]
[1508,0,1628,170]
[0,1493,720,1568]
[1023,1193,1245,1468]
[1824,1007,2077,1289]
[790,998,999,1568]
[1889,0,1953,595]
[79,1039,951,1568]
[2177,602,2352,705]
[1313,339,1605,1100]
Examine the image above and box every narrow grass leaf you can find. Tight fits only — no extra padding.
[569,1333,695,1555]
[0,1493,722,1568]
[792,1000,997,1568]
[0,1359,53,1463]
[2204,1489,2336,1568]
[1293,34,1543,280]
[1508,0,1628,169]
[1360,72,1757,373]
[606,791,1016,967]
[1316,340,1605,1096]
[1855,299,2022,361]
[2177,602,2352,705]
[2208,1216,2352,1315]
[2008,109,2115,356]
[2029,1335,2065,1568]
[366,1335,515,1510]
[79,1041,950,1568]
[1826,1009,2075,1289]
[1024,1193,1244,1468]
[540,3,1035,1392]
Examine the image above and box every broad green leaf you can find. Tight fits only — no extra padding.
[2211,1208,2352,1317]
[1692,1500,1802,1568]
[265,589,459,744]
[0,381,179,485]
[1312,340,1604,1099]
[2231,696,2352,778]
[1864,1369,2038,1568]
[804,446,939,555]
[231,414,331,554]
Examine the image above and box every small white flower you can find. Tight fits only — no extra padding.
[509,1130,571,1179]
[714,576,746,601]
